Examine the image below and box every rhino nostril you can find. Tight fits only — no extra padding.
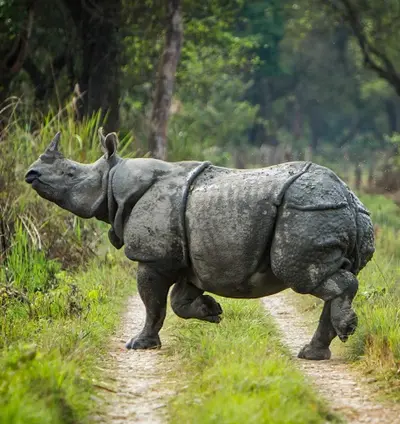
[25,169,41,184]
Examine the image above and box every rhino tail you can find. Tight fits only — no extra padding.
[348,194,375,274]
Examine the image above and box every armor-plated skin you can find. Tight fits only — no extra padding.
[25,132,375,360]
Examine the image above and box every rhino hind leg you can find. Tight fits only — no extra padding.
[297,269,358,360]
[271,204,361,359]
[171,280,223,323]
[126,264,172,350]
[311,270,359,343]
[298,300,336,360]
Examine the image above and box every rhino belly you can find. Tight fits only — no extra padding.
[185,182,277,290]
[189,265,286,298]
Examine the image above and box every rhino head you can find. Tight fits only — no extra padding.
[25,130,119,221]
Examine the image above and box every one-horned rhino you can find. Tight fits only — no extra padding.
[25,131,375,360]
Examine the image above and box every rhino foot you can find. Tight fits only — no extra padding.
[200,314,222,323]
[171,290,223,323]
[332,310,358,342]
[125,335,161,350]
[195,295,223,323]
[298,344,331,360]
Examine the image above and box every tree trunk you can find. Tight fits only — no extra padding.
[307,102,324,154]
[354,163,362,191]
[63,0,121,132]
[328,0,400,97]
[385,99,398,134]
[0,1,35,135]
[367,160,375,191]
[86,1,121,132]
[148,0,183,160]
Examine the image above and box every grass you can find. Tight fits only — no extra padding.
[165,298,341,424]
[0,248,135,424]
[2,100,399,419]
[345,194,400,399]
[0,103,137,423]
[291,193,400,401]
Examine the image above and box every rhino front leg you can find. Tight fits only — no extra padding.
[171,279,223,323]
[126,264,172,350]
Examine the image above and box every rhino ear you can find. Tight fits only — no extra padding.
[98,127,106,146]
[99,128,118,159]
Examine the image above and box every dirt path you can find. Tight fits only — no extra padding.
[97,295,175,424]
[263,292,400,424]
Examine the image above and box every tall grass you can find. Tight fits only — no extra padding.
[0,250,134,424]
[0,101,137,423]
[342,195,400,399]
[1,100,135,269]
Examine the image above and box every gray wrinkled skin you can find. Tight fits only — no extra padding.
[26,132,375,360]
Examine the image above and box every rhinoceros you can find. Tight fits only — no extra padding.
[25,131,375,360]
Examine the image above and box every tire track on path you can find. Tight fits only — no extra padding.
[263,292,400,424]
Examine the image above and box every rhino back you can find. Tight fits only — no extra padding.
[185,162,311,287]
[282,163,350,210]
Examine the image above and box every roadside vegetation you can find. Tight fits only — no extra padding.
[0,110,136,424]
[0,252,133,424]
[295,194,400,401]
[348,194,400,400]
[165,299,341,424]
[2,0,400,422]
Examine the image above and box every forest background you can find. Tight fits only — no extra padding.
[1,1,400,422]
[2,0,400,189]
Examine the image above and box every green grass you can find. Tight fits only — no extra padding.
[0,249,135,424]
[359,194,400,232]
[0,103,139,423]
[165,299,341,424]
[349,195,400,398]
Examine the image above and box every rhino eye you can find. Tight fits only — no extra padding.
[67,172,74,177]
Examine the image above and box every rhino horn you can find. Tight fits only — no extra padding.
[46,132,61,152]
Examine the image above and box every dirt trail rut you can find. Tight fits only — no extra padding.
[98,295,174,424]
[263,292,400,424]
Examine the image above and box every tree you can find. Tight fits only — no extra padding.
[324,0,400,97]
[238,0,288,146]
[61,0,122,130]
[0,0,35,131]
[0,0,123,131]
[149,0,183,159]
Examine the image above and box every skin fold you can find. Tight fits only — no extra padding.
[25,131,375,360]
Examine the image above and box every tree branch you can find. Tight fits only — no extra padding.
[148,0,183,159]
[330,0,400,95]
[2,1,36,75]
[24,53,68,101]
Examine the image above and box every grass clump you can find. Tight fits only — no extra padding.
[293,194,400,400]
[166,299,340,424]
[0,103,138,423]
[0,249,134,424]
[294,194,400,400]
[346,195,400,400]
[349,256,400,400]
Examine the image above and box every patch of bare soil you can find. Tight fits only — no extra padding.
[95,295,175,424]
[263,293,400,424]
